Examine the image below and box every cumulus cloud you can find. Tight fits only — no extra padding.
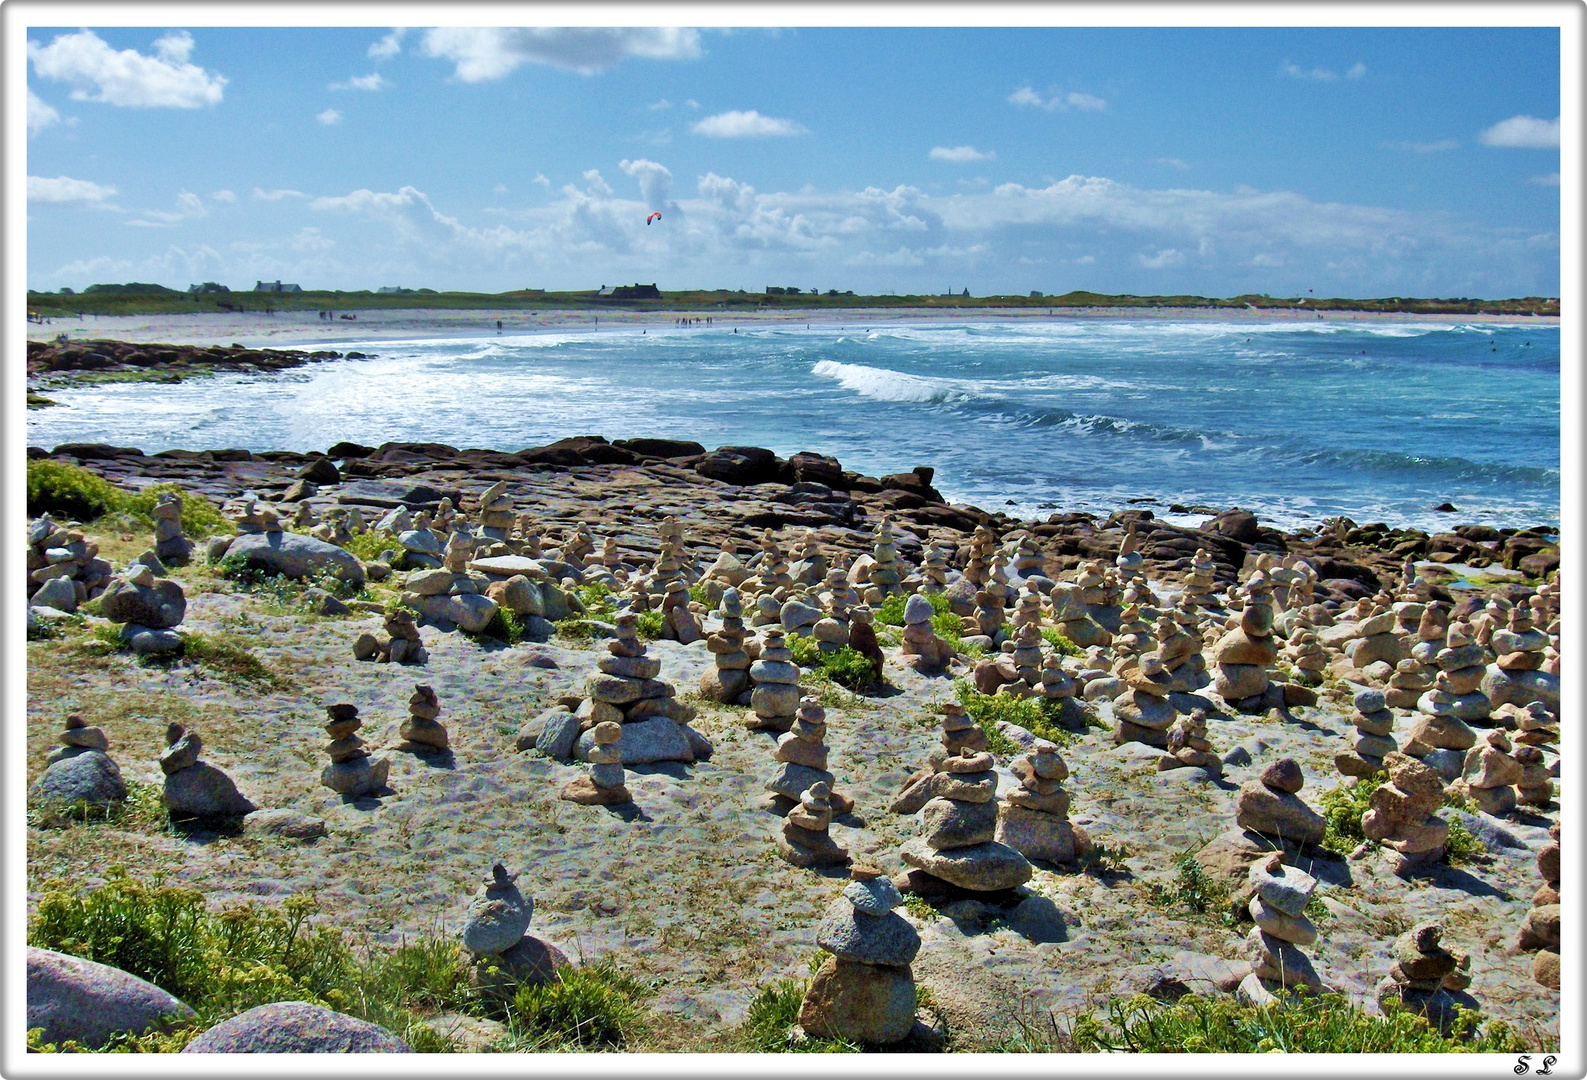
[253,188,307,201]
[930,145,994,162]
[1138,247,1184,269]
[420,27,700,80]
[27,88,60,135]
[331,73,385,91]
[27,175,116,204]
[210,189,236,202]
[691,110,806,137]
[317,109,342,125]
[1528,173,1561,187]
[1478,115,1560,149]
[1007,86,1106,112]
[619,158,675,212]
[28,29,225,107]
[129,190,209,226]
[369,28,406,59]
[1382,139,1459,153]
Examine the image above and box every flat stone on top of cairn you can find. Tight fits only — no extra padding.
[896,746,1032,897]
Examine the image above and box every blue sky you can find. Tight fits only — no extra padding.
[24,25,1563,297]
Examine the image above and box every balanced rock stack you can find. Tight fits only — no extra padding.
[1051,581,1108,649]
[897,746,1032,896]
[161,723,256,820]
[1114,521,1144,583]
[900,594,955,674]
[1159,708,1222,777]
[1375,922,1475,1032]
[788,529,828,588]
[798,866,920,1046]
[700,588,753,704]
[1343,601,1408,671]
[461,863,571,998]
[561,721,631,805]
[1038,653,1078,716]
[1234,759,1325,848]
[893,703,986,813]
[1335,689,1398,780]
[1512,744,1554,807]
[319,704,389,798]
[813,568,858,652]
[397,561,500,635]
[576,612,706,763]
[777,782,850,868]
[1483,603,1558,713]
[1515,822,1560,989]
[748,628,802,732]
[1240,854,1324,1003]
[1385,657,1433,710]
[27,516,114,618]
[99,563,187,656]
[997,740,1091,864]
[396,684,448,754]
[1510,700,1559,749]
[1006,532,1045,583]
[865,519,904,599]
[1181,548,1220,607]
[1283,616,1329,687]
[1112,654,1178,749]
[1410,603,1449,663]
[764,697,854,816]
[1110,603,1155,659]
[1449,729,1523,816]
[1211,577,1277,706]
[353,609,428,665]
[149,492,193,564]
[1155,614,1201,692]
[29,714,127,819]
[1359,751,1448,875]
[1416,620,1490,724]
[971,583,1006,643]
[916,542,951,594]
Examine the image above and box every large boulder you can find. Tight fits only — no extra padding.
[182,1001,411,1053]
[28,751,127,816]
[224,531,365,586]
[98,578,185,629]
[164,763,256,820]
[27,947,196,1048]
[799,957,916,1045]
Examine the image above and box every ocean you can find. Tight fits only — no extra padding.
[27,317,1560,533]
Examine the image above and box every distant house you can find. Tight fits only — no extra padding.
[376,286,410,295]
[254,280,303,293]
[610,283,661,300]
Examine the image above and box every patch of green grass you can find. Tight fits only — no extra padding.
[471,607,528,646]
[952,678,1077,747]
[27,460,127,522]
[1318,773,1385,856]
[341,529,401,563]
[635,609,666,641]
[1443,789,1479,814]
[171,631,283,687]
[732,977,861,1053]
[1143,853,1231,919]
[122,483,231,538]
[1040,626,1083,657]
[1077,841,1131,877]
[571,583,617,622]
[1443,818,1483,866]
[507,963,650,1050]
[874,589,953,627]
[900,893,937,921]
[787,635,881,693]
[1066,992,1529,1053]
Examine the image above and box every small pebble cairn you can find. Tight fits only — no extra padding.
[1159,707,1222,777]
[561,721,631,805]
[1375,922,1475,1032]
[1283,617,1328,687]
[1359,751,1448,875]
[700,587,753,704]
[1515,822,1560,989]
[27,516,113,616]
[1240,853,1323,1003]
[865,519,903,600]
[1114,521,1144,583]
[900,593,955,673]
[813,568,857,651]
[765,697,854,815]
[1449,729,1523,816]
[1181,547,1219,607]
[319,704,389,798]
[396,684,448,753]
[893,702,984,812]
[1051,581,1107,649]
[150,492,193,564]
[462,863,572,998]
[29,713,127,817]
[777,781,849,868]
[1416,620,1490,725]
[1385,657,1432,710]
[1512,744,1554,807]
[798,866,920,1045]
[997,740,1091,864]
[353,609,428,665]
[1510,700,1559,749]
[1233,759,1325,848]
[747,628,801,732]
[1112,653,1177,748]
[1483,602,1558,711]
[161,722,256,819]
[897,747,1032,896]
[1335,688,1397,780]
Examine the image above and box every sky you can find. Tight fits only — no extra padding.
[22,23,1564,298]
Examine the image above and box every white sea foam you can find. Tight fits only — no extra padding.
[810,359,975,404]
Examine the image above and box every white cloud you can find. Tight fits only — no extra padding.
[684,98,699,109]
[1138,247,1184,269]
[533,174,551,190]
[1478,115,1560,149]
[317,109,342,125]
[27,88,60,135]
[1150,157,1191,169]
[691,109,806,137]
[421,27,700,80]
[28,29,225,108]
[1007,86,1105,112]
[369,28,406,59]
[291,227,335,252]
[27,175,116,204]
[1528,173,1561,187]
[127,190,209,227]
[210,189,236,202]
[1283,62,1337,81]
[619,158,675,211]
[647,98,672,111]
[930,145,995,163]
[1346,62,1367,79]
[581,170,613,197]
[253,187,307,201]
[1381,139,1458,153]
[331,73,385,91]
[494,183,509,194]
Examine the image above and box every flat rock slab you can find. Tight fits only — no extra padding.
[182,1001,411,1053]
[28,947,197,1048]
[225,531,365,587]
[469,555,547,578]
[574,716,695,765]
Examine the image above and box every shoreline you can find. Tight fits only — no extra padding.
[24,305,1561,350]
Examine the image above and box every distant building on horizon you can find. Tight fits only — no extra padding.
[609,283,661,300]
[254,280,303,293]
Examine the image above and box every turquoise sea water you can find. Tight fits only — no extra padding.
[27,318,1560,532]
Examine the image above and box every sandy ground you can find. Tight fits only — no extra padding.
[24,306,1558,351]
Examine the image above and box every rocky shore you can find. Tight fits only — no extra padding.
[27,338,361,392]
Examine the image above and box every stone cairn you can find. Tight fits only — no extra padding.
[748,628,802,732]
[813,568,858,652]
[99,562,187,656]
[29,714,128,819]
[1160,707,1222,777]
[900,594,955,674]
[916,542,951,594]
[700,588,753,704]
[320,704,389,798]
[1359,751,1448,875]
[1241,853,1323,1002]
[462,863,570,997]
[864,519,904,601]
[1110,603,1155,661]
[1283,615,1328,687]
[1235,759,1326,848]
[1483,602,1557,713]
[1113,654,1177,748]
[1211,575,1277,707]
[1038,653,1078,717]
[892,702,985,813]
[788,529,828,588]
[576,612,705,762]
[1335,688,1397,780]
[1449,729,1523,816]
[1155,614,1200,692]
[1515,822,1560,989]
[1182,548,1220,607]
[150,493,193,564]
[561,721,630,805]
[353,608,428,665]
[161,722,256,820]
[1509,700,1559,749]
[1512,743,1554,808]
[1006,531,1045,583]
[777,781,849,868]
[799,866,920,1046]
[998,740,1091,864]
[1051,581,1108,649]
[1376,922,1475,1032]
[27,517,114,620]
[1385,657,1432,711]
[765,696,854,816]
[1408,621,1488,752]
[1342,600,1407,672]
[896,746,1032,897]
[476,482,517,542]
[396,684,448,754]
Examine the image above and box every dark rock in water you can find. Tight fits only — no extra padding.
[182,1001,411,1053]
[613,437,705,459]
[326,441,375,459]
[1432,502,1458,513]
[28,947,197,1048]
[296,457,341,485]
[1208,508,1260,545]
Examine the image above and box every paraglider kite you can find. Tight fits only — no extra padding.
[647,211,662,225]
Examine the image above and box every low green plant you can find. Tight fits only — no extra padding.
[27,460,127,522]
[1040,626,1083,656]
[122,483,231,538]
[1443,818,1483,866]
[952,678,1077,746]
[1067,991,1529,1053]
[1318,773,1385,856]
[1143,853,1230,918]
[474,607,528,646]
[900,893,937,921]
[1443,789,1479,814]
[874,589,952,626]
[172,631,282,687]
[635,609,666,641]
[733,977,861,1053]
[1078,841,1131,876]
[571,583,617,622]
[788,635,881,692]
[508,963,649,1049]
[340,529,402,564]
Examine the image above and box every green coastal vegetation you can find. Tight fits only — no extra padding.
[25,282,1560,318]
